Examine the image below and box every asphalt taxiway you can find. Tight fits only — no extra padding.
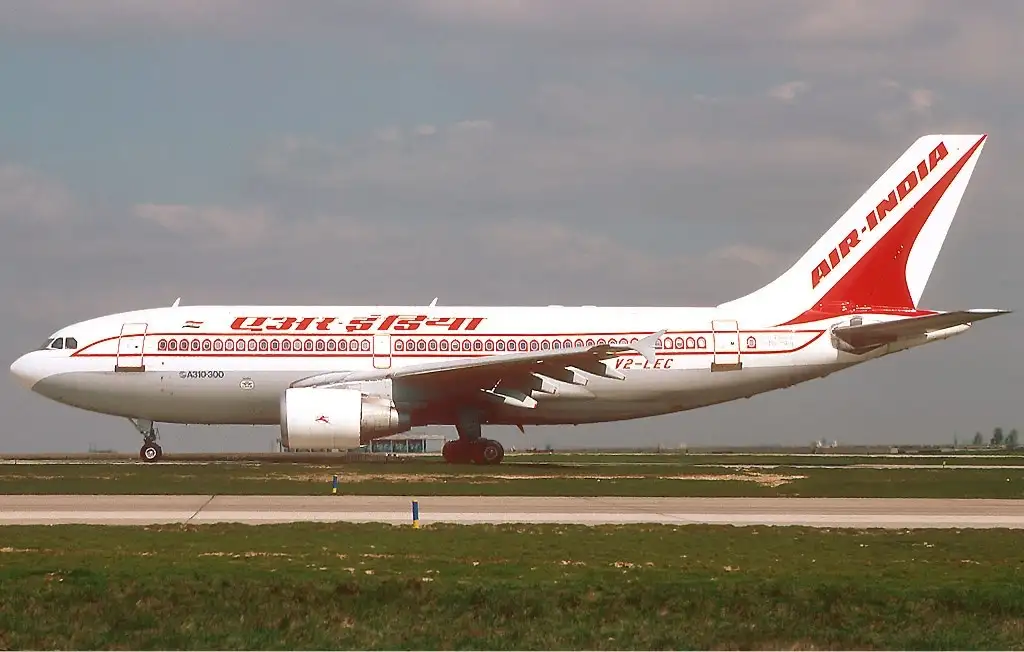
[2,495,1024,528]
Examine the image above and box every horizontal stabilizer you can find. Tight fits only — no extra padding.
[832,309,1010,350]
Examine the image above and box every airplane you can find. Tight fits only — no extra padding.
[9,134,1009,465]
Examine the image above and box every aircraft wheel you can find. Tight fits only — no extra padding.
[442,440,473,464]
[476,439,505,465]
[140,443,161,462]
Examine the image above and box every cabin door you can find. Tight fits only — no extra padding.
[115,322,148,372]
[373,333,392,370]
[711,319,742,372]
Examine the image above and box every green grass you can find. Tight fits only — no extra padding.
[530,451,1024,466]
[1,523,1023,648]
[4,458,1024,498]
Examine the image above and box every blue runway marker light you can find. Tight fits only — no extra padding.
[412,500,420,528]
[332,474,338,495]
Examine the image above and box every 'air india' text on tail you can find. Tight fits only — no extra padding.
[810,141,949,290]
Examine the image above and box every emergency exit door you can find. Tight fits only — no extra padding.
[373,333,392,369]
[115,322,148,372]
[711,319,742,372]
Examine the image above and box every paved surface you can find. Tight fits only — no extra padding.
[2,495,1024,527]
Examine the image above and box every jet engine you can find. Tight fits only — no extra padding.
[279,387,411,451]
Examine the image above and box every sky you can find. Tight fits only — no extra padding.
[1,0,1022,453]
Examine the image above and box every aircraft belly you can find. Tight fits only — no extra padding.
[33,370,304,425]
[34,358,849,427]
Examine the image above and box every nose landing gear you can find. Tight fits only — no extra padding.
[129,418,163,462]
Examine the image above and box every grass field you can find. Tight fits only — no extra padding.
[1,522,1022,649]
[4,455,1024,498]
[521,452,1024,466]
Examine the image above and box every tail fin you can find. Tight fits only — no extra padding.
[719,134,988,325]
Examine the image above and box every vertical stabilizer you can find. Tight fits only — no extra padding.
[719,134,988,325]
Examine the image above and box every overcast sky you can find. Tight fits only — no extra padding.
[1,1,1022,453]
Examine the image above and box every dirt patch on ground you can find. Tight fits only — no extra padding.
[241,471,805,486]
[662,473,805,487]
[198,551,292,559]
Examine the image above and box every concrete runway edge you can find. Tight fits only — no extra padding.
[2,496,1024,528]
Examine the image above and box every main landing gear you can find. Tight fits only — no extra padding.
[441,414,505,465]
[129,418,163,462]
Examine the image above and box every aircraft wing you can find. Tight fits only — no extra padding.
[292,329,667,408]
[832,309,1010,350]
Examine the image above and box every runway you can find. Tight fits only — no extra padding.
[2,495,1024,527]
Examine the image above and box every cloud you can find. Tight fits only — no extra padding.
[131,201,786,307]
[247,77,962,244]
[0,0,282,38]
[2,3,1021,84]
[134,203,273,248]
[0,163,77,225]
[768,81,810,103]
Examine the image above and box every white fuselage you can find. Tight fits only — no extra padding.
[9,304,927,430]
[8,134,996,452]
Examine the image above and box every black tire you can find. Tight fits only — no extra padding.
[478,439,505,465]
[442,440,473,464]
[140,443,160,462]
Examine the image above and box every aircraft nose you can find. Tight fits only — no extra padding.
[10,353,45,390]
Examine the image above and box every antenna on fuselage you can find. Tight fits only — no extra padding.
[171,297,181,307]
[429,297,438,307]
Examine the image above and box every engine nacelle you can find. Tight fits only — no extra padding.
[279,387,411,451]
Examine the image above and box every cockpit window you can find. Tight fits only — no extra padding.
[38,337,76,350]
